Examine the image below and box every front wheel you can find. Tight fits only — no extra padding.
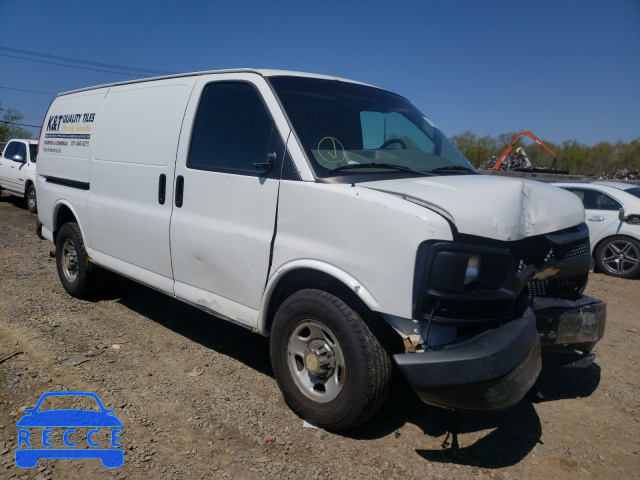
[595,236,640,278]
[270,289,392,431]
[26,184,37,214]
[55,222,100,298]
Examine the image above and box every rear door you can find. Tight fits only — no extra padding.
[170,73,289,326]
[0,141,19,189]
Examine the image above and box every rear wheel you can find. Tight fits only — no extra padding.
[270,289,392,431]
[55,222,99,298]
[595,236,640,279]
[26,184,37,214]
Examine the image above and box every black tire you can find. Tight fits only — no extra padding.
[55,222,99,298]
[269,289,392,431]
[26,184,37,214]
[595,236,640,279]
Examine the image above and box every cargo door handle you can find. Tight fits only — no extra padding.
[588,216,604,222]
[158,174,166,204]
[175,175,184,208]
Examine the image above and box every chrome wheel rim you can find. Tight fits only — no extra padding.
[61,239,78,282]
[28,190,36,210]
[286,319,346,403]
[600,240,640,276]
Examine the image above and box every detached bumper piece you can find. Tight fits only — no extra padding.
[533,294,606,353]
[393,308,541,412]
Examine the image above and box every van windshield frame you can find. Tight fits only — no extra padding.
[268,76,476,182]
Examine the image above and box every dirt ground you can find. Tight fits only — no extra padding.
[0,191,638,480]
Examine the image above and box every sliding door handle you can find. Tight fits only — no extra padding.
[175,175,184,208]
[158,174,166,204]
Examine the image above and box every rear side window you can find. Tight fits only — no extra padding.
[188,82,273,174]
[29,144,37,162]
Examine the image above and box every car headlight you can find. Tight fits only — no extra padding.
[429,251,485,293]
[465,255,481,286]
[412,241,521,322]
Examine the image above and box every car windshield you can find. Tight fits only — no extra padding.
[269,76,476,181]
[621,186,640,199]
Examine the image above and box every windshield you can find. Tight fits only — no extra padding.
[621,186,640,199]
[269,76,475,180]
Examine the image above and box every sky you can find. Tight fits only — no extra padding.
[1,0,639,147]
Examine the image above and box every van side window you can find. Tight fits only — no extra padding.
[188,82,273,174]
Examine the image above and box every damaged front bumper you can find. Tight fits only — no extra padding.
[393,308,541,411]
[532,294,606,353]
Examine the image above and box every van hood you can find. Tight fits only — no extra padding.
[359,175,585,241]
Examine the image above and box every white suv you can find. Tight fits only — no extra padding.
[0,139,39,213]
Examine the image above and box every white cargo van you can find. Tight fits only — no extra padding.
[0,138,39,213]
[36,70,606,430]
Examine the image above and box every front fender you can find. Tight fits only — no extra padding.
[257,259,380,335]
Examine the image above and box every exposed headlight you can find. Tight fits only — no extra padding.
[429,251,484,293]
[465,255,481,286]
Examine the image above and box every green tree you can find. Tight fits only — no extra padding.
[0,102,31,141]
[588,141,615,175]
[449,131,498,167]
[556,140,588,174]
[621,139,640,172]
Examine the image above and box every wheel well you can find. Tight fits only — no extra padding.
[53,205,78,243]
[593,234,639,256]
[265,268,404,354]
[592,234,640,271]
[24,180,33,195]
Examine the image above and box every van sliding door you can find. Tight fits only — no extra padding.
[88,79,197,293]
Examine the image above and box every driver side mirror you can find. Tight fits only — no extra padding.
[12,154,25,163]
[618,207,627,222]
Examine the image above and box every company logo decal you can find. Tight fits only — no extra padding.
[15,391,123,469]
[43,113,95,152]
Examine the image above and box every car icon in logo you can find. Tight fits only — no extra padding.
[15,391,123,468]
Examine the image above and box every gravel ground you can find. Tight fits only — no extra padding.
[0,191,638,480]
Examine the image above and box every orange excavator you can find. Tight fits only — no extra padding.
[488,130,567,173]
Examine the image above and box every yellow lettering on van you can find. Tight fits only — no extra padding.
[61,124,75,132]
[75,125,92,132]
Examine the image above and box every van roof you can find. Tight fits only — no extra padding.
[58,69,371,96]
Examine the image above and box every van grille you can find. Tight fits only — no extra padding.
[522,233,590,299]
[527,273,589,297]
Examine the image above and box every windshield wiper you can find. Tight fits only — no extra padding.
[330,163,431,176]
[429,165,478,174]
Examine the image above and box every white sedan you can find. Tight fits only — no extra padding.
[552,181,640,278]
